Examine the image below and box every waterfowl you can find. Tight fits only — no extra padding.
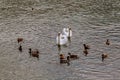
[60,54,65,60]
[83,44,90,50]
[56,32,68,50]
[29,48,39,60]
[17,38,23,43]
[68,53,79,59]
[106,39,110,45]
[62,27,72,40]
[59,54,70,66]
[83,49,88,56]
[101,53,108,62]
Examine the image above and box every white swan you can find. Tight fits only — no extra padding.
[56,32,68,46]
[63,27,72,38]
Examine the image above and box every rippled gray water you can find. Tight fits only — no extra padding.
[0,0,120,80]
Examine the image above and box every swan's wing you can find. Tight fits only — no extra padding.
[63,28,66,32]
[63,28,69,32]
[56,36,59,44]
[61,35,68,45]
[63,28,69,33]
[62,28,69,37]
[63,28,72,37]
[56,34,68,45]
[59,36,65,45]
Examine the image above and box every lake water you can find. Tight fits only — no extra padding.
[0,0,120,80]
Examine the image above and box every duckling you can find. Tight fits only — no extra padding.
[106,39,110,45]
[17,38,23,44]
[29,48,39,60]
[101,53,108,62]
[68,53,79,59]
[83,44,90,50]
[59,54,70,66]
[60,54,65,60]
[83,49,88,56]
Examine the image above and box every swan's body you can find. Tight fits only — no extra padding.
[63,28,72,38]
[56,32,68,46]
